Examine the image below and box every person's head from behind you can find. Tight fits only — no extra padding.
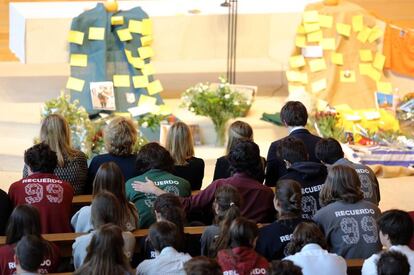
[319,165,363,207]
[267,260,303,275]
[315,138,344,165]
[24,143,57,174]
[154,193,185,232]
[213,184,241,224]
[228,140,263,181]
[104,116,137,156]
[6,204,41,244]
[91,191,122,229]
[286,222,327,255]
[226,121,253,155]
[377,210,414,248]
[377,250,410,275]
[166,122,194,165]
[149,221,179,252]
[184,256,222,275]
[92,162,125,198]
[136,142,174,174]
[15,235,45,273]
[275,179,302,218]
[280,101,308,127]
[228,217,258,249]
[40,113,72,166]
[276,137,308,167]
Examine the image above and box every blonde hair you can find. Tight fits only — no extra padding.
[104,117,137,156]
[226,121,253,155]
[166,122,194,165]
[40,114,77,167]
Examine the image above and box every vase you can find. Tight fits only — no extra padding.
[213,121,227,147]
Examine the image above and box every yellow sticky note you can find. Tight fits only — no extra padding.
[113,75,130,87]
[138,47,154,59]
[68,30,84,45]
[289,55,306,68]
[304,22,320,33]
[320,38,336,50]
[336,23,351,37]
[352,15,363,32]
[141,36,153,47]
[117,29,133,42]
[376,82,393,94]
[130,57,145,69]
[331,52,343,65]
[340,70,356,83]
[297,25,306,35]
[319,14,333,29]
[309,58,327,72]
[138,94,157,107]
[125,49,133,63]
[66,77,84,92]
[303,10,319,23]
[357,27,371,43]
[373,52,386,71]
[368,27,383,43]
[311,78,327,93]
[111,16,124,25]
[367,67,381,82]
[132,75,149,88]
[129,20,143,34]
[286,71,308,84]
[157,104,172,115]
[359,63,372,75]
[147,80,163,95]
[142,19,153,36]
[295,36,306,48]
[69,54,88,67]
[88,27,105,40]
[359,49,373,62]
[288,85,306,93]
[307,30,323,43]
[141,64,155,76]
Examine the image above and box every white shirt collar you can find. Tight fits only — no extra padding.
[288,126,306,134]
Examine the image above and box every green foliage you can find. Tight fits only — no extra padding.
[310,111,345,142]
[137,113,169,131]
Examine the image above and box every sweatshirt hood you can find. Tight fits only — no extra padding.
[219,247,263,275]
[289,161,327,179]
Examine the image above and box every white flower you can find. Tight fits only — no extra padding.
[234,101,239,106]
[141,121,149,128]
[190,107,195,112]
[224,94,231,99]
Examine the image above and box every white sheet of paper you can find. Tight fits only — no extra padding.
[301,46,323,58]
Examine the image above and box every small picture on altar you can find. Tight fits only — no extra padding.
[345,131,354,144]
[375,92,394,110]
[90,82,116,111]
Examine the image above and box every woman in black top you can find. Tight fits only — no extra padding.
[166,122,204,190]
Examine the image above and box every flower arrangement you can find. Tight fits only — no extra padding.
[309,111,345,142]
[181,77,252,146]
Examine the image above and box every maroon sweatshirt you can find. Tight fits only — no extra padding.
[217,246,269,275]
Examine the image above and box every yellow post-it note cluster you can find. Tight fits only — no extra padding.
[320,38,335,50]
[307,30,323,43]
[70,54,88,67]
[138,47,154,59]
[295,36,306,48]
[368,26,383,43]
[340,70,356,83]
[336,23,351,37]
[117,29,133,42]
[66,77,85,92]
[68,30,84,45]
[352,15,363,32]
[357,27,371,43]
[129,20,143,34]
[311,78,327,93]
[331,52,343,65]
[304,22,320,33]
[373,52,386,70]
[113,75,130,87]
[309,58,327,72]
[111,16,124,25]
[142,19,153,35]
[142,64,155,76]
[286,71,308,84]
[319,14,333,28]
[148,80,163,95]
[377,82,393,94]
[132,75,149,88]
[138,94,157,107]
[141,36,153,46]
[289,55,306,68]
[359,49,373,62]
[88,27,105,40]
[303,10,319,23]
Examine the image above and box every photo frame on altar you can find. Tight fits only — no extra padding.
[375,92,394,110]
[90,81,116,111]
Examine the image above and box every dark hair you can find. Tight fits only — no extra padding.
[91,192,122,229]
[267,260,303,275]
[149,221,179,251]
[319,165,364,206]
[75,224,131,275]
[6,204,41,244]
[184,256,222,275]
[276,137,308,163]
[276,180,302,218]
[92,162,138,230]
[280,101,308,127]
[227,217,258,249]
[377,210,413,245]
[315,138,344,164]
[154,193,185,233]
[286,222,328,255]
[136,142,174,174]
[24,142,57,173]
[15,235,45,272]
[227,140,264,181]
[377,250,410,275]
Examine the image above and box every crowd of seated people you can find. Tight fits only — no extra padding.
[0,101,413,275]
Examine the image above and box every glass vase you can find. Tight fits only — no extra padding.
[214,121,227,147]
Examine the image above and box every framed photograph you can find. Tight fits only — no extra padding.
[90,82,116,111]
[375,92,394,110]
